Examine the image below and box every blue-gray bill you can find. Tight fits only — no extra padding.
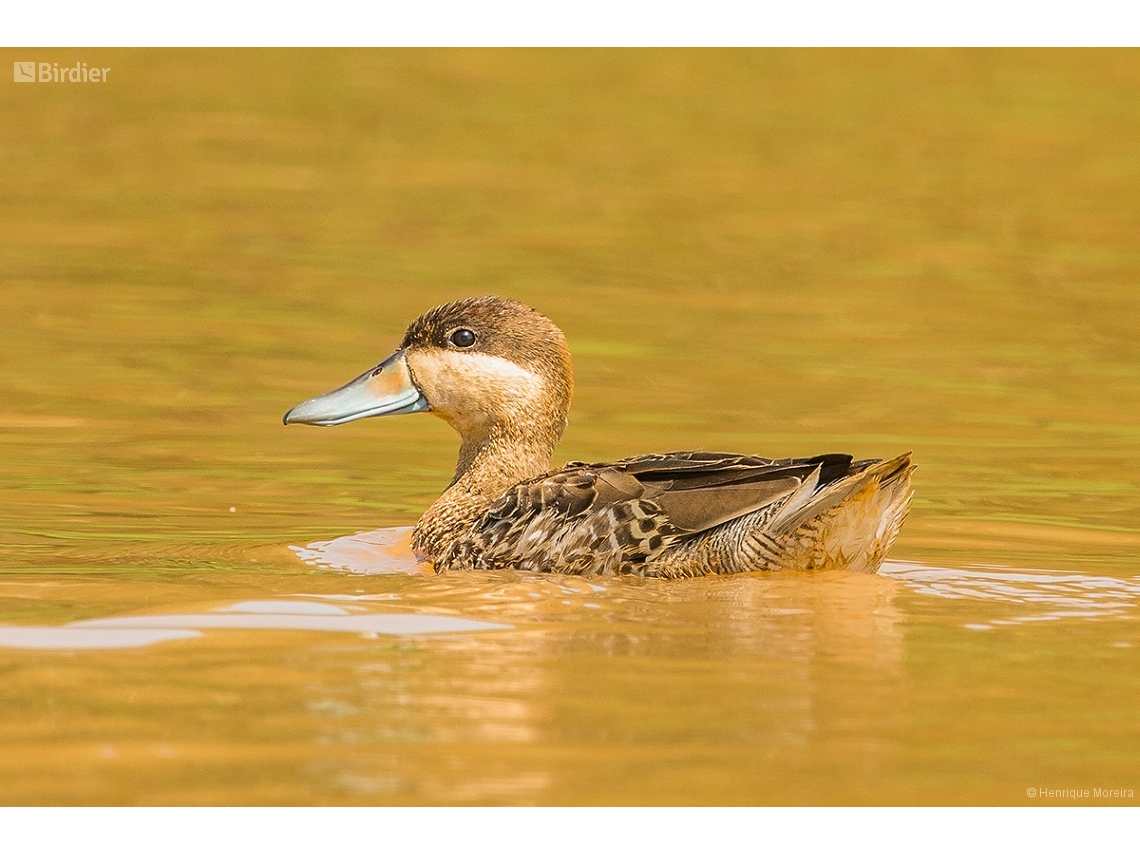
[283,348,430,427]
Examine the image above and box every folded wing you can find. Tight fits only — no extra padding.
[466,450,876,574]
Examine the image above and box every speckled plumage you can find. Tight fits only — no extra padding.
[288,296,915,577]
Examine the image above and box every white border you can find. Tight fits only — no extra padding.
[4,807,1139,854]
[3,1,1140,47]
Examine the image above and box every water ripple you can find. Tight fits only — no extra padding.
[290,526,424,574]
[880,560,1140,629]
[0,598,510,650]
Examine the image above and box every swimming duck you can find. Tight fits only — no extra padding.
[284,296,914,577]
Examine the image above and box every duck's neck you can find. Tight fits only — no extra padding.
[410,421,556,561]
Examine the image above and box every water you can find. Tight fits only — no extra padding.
[1,49,1139,805]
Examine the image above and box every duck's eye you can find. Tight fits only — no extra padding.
[449,328,477,348]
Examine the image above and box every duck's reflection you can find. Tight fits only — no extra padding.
[291,527,909,803]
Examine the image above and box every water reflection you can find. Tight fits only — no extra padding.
[0,598,511,650]
[881,561,1140,629]
[0,626,201,650]
[290,527,424,575]
[287,527,913,801]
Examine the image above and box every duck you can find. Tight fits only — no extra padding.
[284,296,914,578]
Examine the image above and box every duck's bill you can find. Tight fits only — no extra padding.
[283,349,429,426]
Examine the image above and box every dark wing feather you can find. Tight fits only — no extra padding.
[653,478,801,532]
[613,452,856,533]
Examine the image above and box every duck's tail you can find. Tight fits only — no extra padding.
[768,452,915,573]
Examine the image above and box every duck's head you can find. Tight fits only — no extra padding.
[284,297,573,466]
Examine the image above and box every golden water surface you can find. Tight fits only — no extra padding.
[1,50,1138,805]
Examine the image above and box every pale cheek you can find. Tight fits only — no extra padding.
[407,350,544,432]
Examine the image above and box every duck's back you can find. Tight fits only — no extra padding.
[432,450,914,577]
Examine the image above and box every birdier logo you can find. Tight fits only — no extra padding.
[13,61,110,83]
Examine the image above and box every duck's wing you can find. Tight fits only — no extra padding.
[607,451,864,532]
[467,451,870,574]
